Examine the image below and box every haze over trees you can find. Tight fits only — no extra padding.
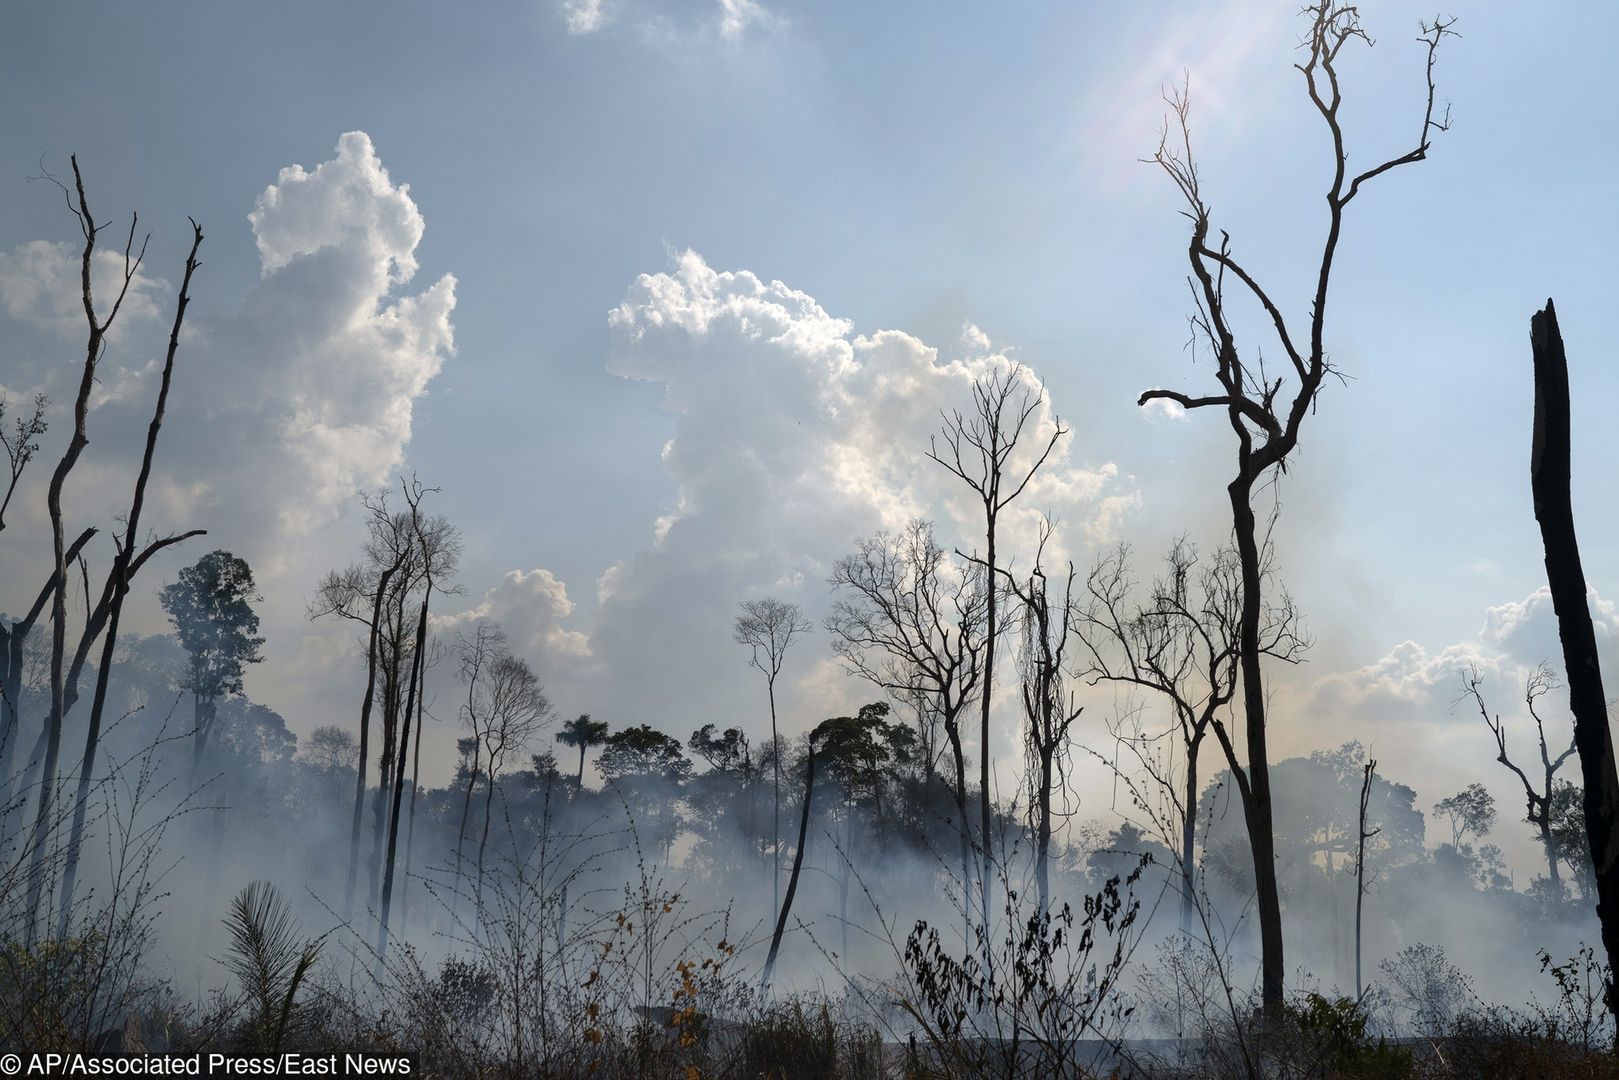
[3,2,1618,1076]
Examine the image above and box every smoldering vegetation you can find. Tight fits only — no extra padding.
[5,3,1619,1078]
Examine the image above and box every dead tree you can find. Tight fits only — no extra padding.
[1353,758,1379,1003]
[998,519,1081,913]
[375,481,459,953]
[1077,537,1304,936]
[473,653,550,907]
[0,527,95,810]
[928,363,1066,945]
[453,622,504,888]
[733,597,811,917]
[0,393,47,539]
[398,633,444,934]
[827,520,986,944]
[25,157,152,945]
[1528,298,1619,1025]
[1463,663,1575,901]
[761,721,824,993]
[58,220,206,937]
[1137,4,1453,1010]
[376,598,427,960]
[312,483,454,916]
[313,543,401,919]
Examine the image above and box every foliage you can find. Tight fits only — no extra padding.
[222,881,321,1053]
[158,551,265,702]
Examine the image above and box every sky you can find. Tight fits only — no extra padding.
[2,0,1616,875]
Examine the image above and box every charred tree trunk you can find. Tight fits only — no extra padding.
[769,676,780,922]
[0,529,95,822]
[1181,736,1202,936]
[978,528,996,947]
[1355,759,1378,1002]
[27,158,148,945]
[762,736,816,991]
[376,599,427,959]
[346,559,398,919]
[1035,744,1054,914]
[946,717,973,946]
[57,222,203,938]
[1230,470,1284,1013]
[1528,298,1619,1027]
[399,657,428,934]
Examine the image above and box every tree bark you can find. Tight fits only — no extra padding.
[1230,472,1284,1014]
[1528,298,1619,1026]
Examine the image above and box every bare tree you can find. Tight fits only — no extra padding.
[1136,4,1454,1010]
[312,481,456,917]
[58,219,207,936]
[453,623,505,888]
[928,363,1066,942]
[0,392,47,538]
[761,720,826,993]
[1528,298,1619,1026]
[301,725,360,772]
[376,479,459,955]
[1077,536,1305,936]
[1463,663,1575,901]
[827,520,986,941]
[452,625,551,911]
[732,597,811,915]
[376,598,427,959]
[26,157,153,944]
[0,526,95,814]
[311,535,403,918]
[1353,757,1379,1003]
[999,519,1081,913]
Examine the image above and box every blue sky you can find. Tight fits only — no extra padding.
[3,0,1616,866]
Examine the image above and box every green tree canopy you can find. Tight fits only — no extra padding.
[159,550,265,702]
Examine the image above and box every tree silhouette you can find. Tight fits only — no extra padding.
[556,713,609,792]
[1136,2,1454,1011]
[1464,663,1576,901]
[928,363,1065,948]
[733,597,811,915]
[160,550,266,772]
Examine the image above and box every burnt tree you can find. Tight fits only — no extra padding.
[1137,3,1453,1009]
[1527,298,1619,1025]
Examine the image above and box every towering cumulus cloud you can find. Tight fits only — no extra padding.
[238,132,456,533]
[496,251,1131,736]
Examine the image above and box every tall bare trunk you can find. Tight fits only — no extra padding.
[1035,747,1054,914]
[979,528,996,949]
[1528,299,1619,1026]
[1181,738,1200,936]
[769,676,780,920]
[762,738,816,991]
[57,223,203,938]
[0,529,95,830]
[376,599,427,959]
[1230,473,1284,1014]
[346,559,398,920]
[399,663,427,934]
[27,158,123,946]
